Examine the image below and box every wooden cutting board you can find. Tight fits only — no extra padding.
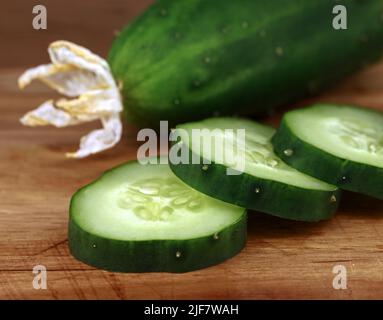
[1,0,383,299]
[1,63,383,300]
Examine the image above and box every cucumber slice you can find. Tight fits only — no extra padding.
[272,104,383,199]
[68,157,246,273]
[169,118,339,221]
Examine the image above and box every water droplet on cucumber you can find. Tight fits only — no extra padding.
[284,149,293,156]
[275,47,284,56]
[204,56,211,64]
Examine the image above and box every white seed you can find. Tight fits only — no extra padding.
[213,233,219,240]
[369,143,377,153]
[176,251,182,258]
[267,159,279,168]
[330,195,337,203]
[255,187,261,194]
[284,149,293,156]
[92,244,97,248]
[202,164,209,171]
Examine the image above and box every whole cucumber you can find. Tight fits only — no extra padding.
[109,0,383,127]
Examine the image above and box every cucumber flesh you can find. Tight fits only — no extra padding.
[170,117,340,221]
[272,104,383,199]
[69,157,246,273]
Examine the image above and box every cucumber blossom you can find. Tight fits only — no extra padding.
[109,0,383,127]
[272,104,383,199]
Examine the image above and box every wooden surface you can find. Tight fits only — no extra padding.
[1,1,383,300]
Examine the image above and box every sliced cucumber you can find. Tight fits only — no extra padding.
[68,157,246,273]
[169,118,340,221]
[272,104,383,199]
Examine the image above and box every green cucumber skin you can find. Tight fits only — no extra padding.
[169,147,340,222]
[68,201,247,274]
[272,119,383,200]
[109,0,383,127]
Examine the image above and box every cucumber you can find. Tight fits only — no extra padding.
[272,104,383,199]
[68,157,246,273]
[109,0,383,127]
[169,117,340,221]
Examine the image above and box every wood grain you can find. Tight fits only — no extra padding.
[0,0,153,68]
[1,1,383,300]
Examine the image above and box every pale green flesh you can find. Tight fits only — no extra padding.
[71,157,244,241]
[285,105,383,168]
[176,117,336,191]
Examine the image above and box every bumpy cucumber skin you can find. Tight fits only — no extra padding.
[109,0,383,127]
[68,178,247,273]
[272,118,383,200]
[169,146,340,222]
